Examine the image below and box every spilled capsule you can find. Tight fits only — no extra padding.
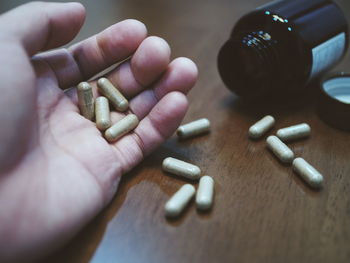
[165,184,196,218]
[266,135,294,164]
[277,123,311,142]
[196,176,214,210]
[177,118,210,139]
[162,157,201,180]
[249,115,275,139]
[293,157,323,189]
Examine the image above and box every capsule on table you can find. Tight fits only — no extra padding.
[162,157,201,180]
[177,118,210,139]
[104,114,139,142]
[95,96,111,130]
[266,135,294,164]
[249,115,275,139]
[165,184,196,218]
[277,123,311,142]
[77,82,94,120]
[293,157,323,189]
[196,175,214,210]
[97,77,129,112]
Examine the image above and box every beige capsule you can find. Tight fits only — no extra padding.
[97,78,128,112]
[95,96,111,130]
[77,82,94,120]
[293,158,323,189]
[104,114,139,142]
[196,175,214,210]
[165,184,196,218]
[266,135,294,164]
[177,118,210,139]
[276,123,311,142]
[162,157,201,180]
[249,115,275,139]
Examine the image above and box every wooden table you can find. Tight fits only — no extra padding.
[2,0,350,262]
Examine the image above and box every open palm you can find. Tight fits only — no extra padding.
[0,2,197,262]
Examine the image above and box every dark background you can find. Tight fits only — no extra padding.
[1,0,350,262]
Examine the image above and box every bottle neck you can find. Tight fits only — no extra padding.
[239,31,283,94]
[241,31,280,71]
[218,30,283,97]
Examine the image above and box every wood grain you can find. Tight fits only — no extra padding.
[1,0,349,262]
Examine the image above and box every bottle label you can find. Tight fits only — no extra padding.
[309,32,346,80]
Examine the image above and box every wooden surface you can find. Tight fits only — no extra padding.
[2,0,350,262]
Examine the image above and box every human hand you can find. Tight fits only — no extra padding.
[0,2,197,262]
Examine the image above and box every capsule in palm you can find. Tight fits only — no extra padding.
[104,114,139,142]
[249,115,275,139]
[293,158,323,189]
[277,123,311,142]
[162,157,201,180]
[177,118,210,139]
[165,184,196,218]
[97,77,129,112]
[77,82,94,120]
[95,96,111,130]
[266,135,294,164]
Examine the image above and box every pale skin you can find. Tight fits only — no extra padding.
[0,2,198,262]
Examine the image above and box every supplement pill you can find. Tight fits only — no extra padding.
[95,96,111,130]
[77,82,94,120]
[165,184,196,218]
[249,115,275,139]
[162,157,201,180]
[104,114,139,142]
[177,118,210,139]
[293,158,323,189]
[97,77,129,112]
[277,123,311,141]
[196,176,214,210]
[266,135,294,164]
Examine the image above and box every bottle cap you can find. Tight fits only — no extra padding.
[318,72,350,131]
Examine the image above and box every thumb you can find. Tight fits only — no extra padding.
[0,1,86,56]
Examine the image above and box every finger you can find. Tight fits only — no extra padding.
[134,91,188,155]
[130,36,171,87]
[104,36,171,97]
[64,37,171,101]
[35,20,148,90]
[129,57,198,118]
[68,19,147,80]
[65,56,196,118]
[0,2,85,55]
[111,92,188,171]
[65,56,196,117]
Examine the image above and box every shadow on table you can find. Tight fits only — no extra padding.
[220,82,320,119]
